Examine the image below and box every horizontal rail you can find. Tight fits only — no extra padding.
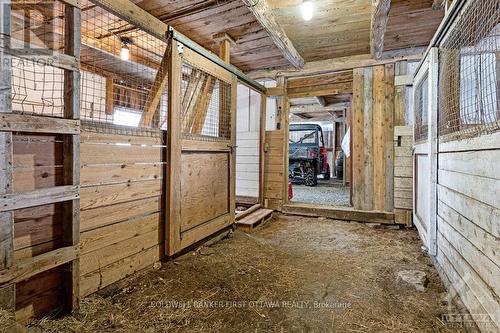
[0,246,79,285]
[9,49,79,72]
[0,113,80,134]
[0,185,80,212]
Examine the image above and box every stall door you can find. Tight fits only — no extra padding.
[167,41,237,255]
[412,48,438,255]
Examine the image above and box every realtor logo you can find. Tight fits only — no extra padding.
[1,0,57,57]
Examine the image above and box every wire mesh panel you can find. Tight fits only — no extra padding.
[9,0,66,117]
[180,60,232,142]
[414,73,429,142]
[79,0,168,132]
[438,0,500,141]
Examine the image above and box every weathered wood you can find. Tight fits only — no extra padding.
[140,45,170,127]
[0,185,79,212]
[166,38,182,256]
[105,77,114,115]
[352,68,365,210]
[241,0,304,69]
[0,246,78,285]
[0,0,14,311]
[8,51,79,72]
[371,0,391,60]
[362,67,374,210]
[372,65,386,211]
[282,203,395,224]
[0,113,80,134]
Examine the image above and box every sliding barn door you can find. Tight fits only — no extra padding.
[167,40,237,255]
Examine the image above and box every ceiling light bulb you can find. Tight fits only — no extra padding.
[120,44,129,61]
[302,1,314,21]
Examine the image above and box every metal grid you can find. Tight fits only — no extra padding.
[79,0,168,131]
[10,0,66,116]
[180,60,232,141]
[438,0,500,141]
[414,73,429,142]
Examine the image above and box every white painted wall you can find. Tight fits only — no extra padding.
[236,83,261,201]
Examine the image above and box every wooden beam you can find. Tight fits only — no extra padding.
[370,0,391,60]
[242,0,304,69]
[290,103,349,114]
[62,3,81,314]
[105,77,114,115]
[213,32,235,64]
[0,0,15,313]
[247,52,423,79]
[0,186,80,212]
[0,246,79,285]
[88,0,168,41]
[0,113,80,134]
[140,45,170,127]
[315,96,327,107]
[287,82,353,98]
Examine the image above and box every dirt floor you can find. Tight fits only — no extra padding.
[30,214,466,333]
[291,178,350,206]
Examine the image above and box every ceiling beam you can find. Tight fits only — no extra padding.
[370,0,391,60]
[290,103,349,114]
[242,0,304,69]
[315,96,327,107]
[247,51,423,79]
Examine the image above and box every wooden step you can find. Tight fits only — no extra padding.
[236,208,273,232]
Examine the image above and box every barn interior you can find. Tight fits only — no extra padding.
[0,0,498,332]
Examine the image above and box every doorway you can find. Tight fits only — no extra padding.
[288,95,352,207]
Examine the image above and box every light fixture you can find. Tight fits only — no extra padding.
[120,37,132,61]
[302,1,314,21]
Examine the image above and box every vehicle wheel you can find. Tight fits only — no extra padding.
[324,164,331,180]
[305,168,317,186]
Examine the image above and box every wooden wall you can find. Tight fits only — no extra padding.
[263,130,286,210]
[79,129,164,297]
[351,64,395,212]
[11,129,165,323]
[393,126,413,225]
[434,132,500,332]
[12,134,65,322]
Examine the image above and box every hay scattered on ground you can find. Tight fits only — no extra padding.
[32,214,466,332]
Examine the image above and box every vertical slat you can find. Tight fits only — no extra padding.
[363,67,374,210]
[384,64,395,212]
[351,68,364,210]
[372,65,386,211]
[0,0,15,312]
[259,94,266,205]
[229,75,238,222]
[276,76,289,206]
[62,3,80,314]
[166,38,182,256]
[428,48,439,255]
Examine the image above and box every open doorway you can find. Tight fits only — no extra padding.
[288,95,352,207]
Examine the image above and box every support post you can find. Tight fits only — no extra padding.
[62,2,81,314]
[0,0,15,313]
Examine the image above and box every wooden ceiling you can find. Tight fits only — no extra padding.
[268,0,373,61]
[135,0,292,72]
[384,0,445,52]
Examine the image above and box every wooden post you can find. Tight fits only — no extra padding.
[62,3,81,314]
[213,32,235,64]
[428,48,439,256]
[105,77,114,115]
[259,94,267,206]
[166,37,182,256]
[0,0,15,313]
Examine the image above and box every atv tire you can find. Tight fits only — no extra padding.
[305,168,317,186]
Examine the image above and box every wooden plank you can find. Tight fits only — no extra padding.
[9,52,78,72]
[140,45,170,127]
[394,74,413,86]
[0,246,78,285]
[80,131,163,145]
[0,0,14,311]
[105,77,114,115]
[0,186,79,212]
[287,82,352,98]
[439,150,500,180]
[371,0,391,59]
[351,68,365,210]
[384,64,395,211]
[372,65,385,211]
[0,114,80,134]
[166,39,182,256]
[241,0,304,69]
[179,214,232,250]
[81,143,162,165]
[80,179,161,210]
[362,67,374,210]
[81,163,163,187]
[282,203,394,224]
[62,3,81,314]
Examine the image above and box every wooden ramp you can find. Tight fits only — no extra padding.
[236,208,273,232]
